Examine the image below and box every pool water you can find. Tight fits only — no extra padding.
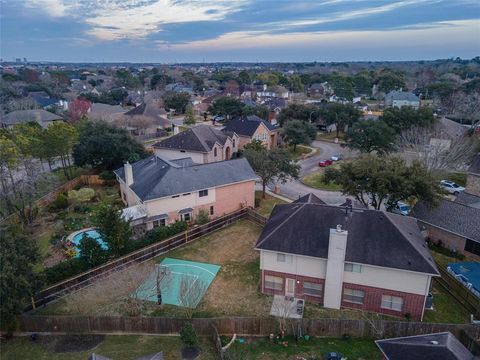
[71,230,109,256]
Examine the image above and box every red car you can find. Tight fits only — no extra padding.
[318,159,333,167]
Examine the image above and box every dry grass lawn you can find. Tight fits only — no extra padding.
[37,220,269,317]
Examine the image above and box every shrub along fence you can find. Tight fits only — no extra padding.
[28,208,264,311]
[17,315,480,344]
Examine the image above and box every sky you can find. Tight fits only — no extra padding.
[1,0,479,63]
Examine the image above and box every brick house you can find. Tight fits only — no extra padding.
[255,194,439,321]
[413,195,480,261]
[114,156,256,231]
[222,115,279,149]
[153,125,239,164]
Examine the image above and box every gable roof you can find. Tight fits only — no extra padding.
[114,156,256,201]
[293,193,326,205]
[222,115,277,137]
[413,199,480,243]
[124,102,170,127]
[375,332,475,360]
[255,202,439,275]
[0,109,63,128]
[385,91,420,102]
[153,125,232,153]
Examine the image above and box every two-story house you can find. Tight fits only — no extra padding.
[114,156,256,230]
[222,115,279,149]
[255,194,439,320]
[384,91,420,109]
[153,125,239,163]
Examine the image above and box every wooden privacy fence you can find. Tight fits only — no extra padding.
[18,315,480,341]
[29,208,264,311]
[435,266,480,318]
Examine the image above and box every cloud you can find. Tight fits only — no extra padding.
[25,0,74,17]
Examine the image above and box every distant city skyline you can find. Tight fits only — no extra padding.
[1,0,479,63]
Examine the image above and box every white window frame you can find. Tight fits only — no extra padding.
[381,295,403,311]
[303,281,323,297]
[344,263,362,273]
[265,275,283,291]
[343,288,365,304]
[181,212,192,222]
[153,218,166,228]
[255,134,259,140]
[276,253,293,263]
[262,133,267,141]
[199,189,208,197]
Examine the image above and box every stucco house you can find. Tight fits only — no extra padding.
[255,194,439,320]
[384,91,420,109]
[222,115,279,149]
[114,156,256,230]
[153,125,239,164]
[413,196,480,261]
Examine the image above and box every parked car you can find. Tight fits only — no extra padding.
[319,159,333,167]
[390,201,411,216]
[440,180,465,195]
[325,352,345,360]
[213,115,225,122]
[331,154,342,161]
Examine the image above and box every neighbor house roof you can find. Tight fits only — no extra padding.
[385,91,420,102]
[293,193,326,205]
[255,200,439,275]
[413,199,480,243]
[469,153,480,175]
[153,125,233,153]
[124,102,170,127]
[375,332,475,360]
[455,192,480,209]
[222,115,277,137]
[0,109,63,128]
[114,156,257,201]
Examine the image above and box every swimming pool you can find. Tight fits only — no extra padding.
[71,229,109,255]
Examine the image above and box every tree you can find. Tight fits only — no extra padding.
[375,68,405,93]
[0,225,43,330]
[321,103,362,137]
[381,107,436,134]
[282,120,316,151]
[184,106,196,125]
[330,73,354,100]
[94,204,132,257]
[180,323,199,347]
[68,97,91,123]
[243,147,299,199]
[208,96,245,120]
[150,74,172,89]
[278,103,318,126]
[324,155,443,210]
[242,104,269,119]
[72,121,147,171]
[237,70,251,85]
[78,234,107,267]
[177,275,208,318]
[43,121,78,179]
[163,91,190,114]
[345,120,396,154]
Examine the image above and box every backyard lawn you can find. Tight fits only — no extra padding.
[1,335,217,360]
[225,336,381,360]
[255,191,289,217]
[288,145,314,159]
[316,131,345,142]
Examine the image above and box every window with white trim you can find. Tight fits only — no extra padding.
[303,281,323,297]
[199,189,208,197]
[255,134,259,140]
[276,253,293,263]
[153,219,166,228]
[344,263,362,273]
[262,133,267,141]
[265,275,283,291]
[381,295,403,311]
[343,288,364,304]
[181,212,192,222]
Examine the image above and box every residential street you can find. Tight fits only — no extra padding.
[268,140,349,205]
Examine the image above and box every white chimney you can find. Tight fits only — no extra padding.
[323,226,348,310]
[124,162,133,186]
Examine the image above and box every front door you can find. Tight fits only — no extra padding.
[285,278,295,297]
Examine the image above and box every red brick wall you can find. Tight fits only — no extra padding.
[261,270,325,304]
[261,271,426,320]
[341,282,426,321]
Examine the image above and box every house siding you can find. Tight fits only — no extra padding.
[466,173,480,196]
[423,223,480,261]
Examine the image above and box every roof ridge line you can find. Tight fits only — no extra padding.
[255,203,307,248]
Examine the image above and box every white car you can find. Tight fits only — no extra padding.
[440,180,465,195]
[390,202,411,216]
[331,154,343,161]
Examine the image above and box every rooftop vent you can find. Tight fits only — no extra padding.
[430,340,439,345]
[336,224,342,232]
